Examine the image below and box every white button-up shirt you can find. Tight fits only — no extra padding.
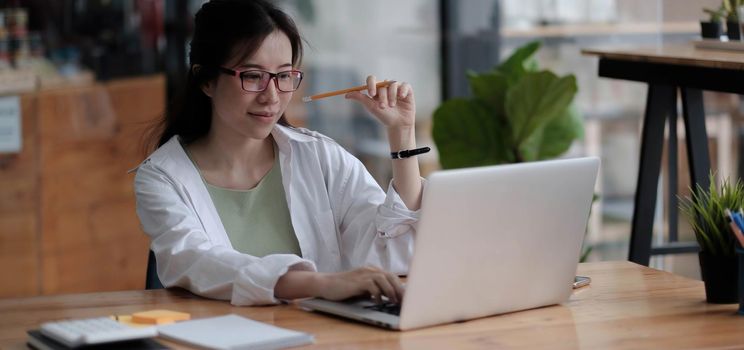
[134,125,421,305]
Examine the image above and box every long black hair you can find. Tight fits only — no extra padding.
[145,0,303,153]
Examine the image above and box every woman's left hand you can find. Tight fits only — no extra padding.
[345,75,416,130]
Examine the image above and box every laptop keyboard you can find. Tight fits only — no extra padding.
[363,302,401,316]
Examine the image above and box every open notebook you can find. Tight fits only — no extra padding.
[157,314,313,350]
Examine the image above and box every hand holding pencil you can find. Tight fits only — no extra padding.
[302,80,396,103]
[303,75,416,131]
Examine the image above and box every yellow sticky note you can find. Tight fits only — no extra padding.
[131,309,191,325]
[109,315,152,328]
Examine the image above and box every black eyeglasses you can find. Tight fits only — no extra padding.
[218,67,303,92]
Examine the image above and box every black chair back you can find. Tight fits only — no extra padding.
[146,250,164,290]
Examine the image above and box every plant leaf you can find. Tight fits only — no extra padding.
[518,126,544,162]
[496,41,541,84]
[432,98,510,169]
[505,71,577,146]
[538,103,584,159]
[517,104,584,162]
[679,171,744,256]
[580,246,593,263]
[468,71,508,117]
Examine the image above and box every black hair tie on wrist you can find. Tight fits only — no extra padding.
[390,146,431,159]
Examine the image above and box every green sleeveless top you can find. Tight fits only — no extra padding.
[184,142,301,257]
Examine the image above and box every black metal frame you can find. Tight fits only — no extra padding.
[596,58,744,266]
[598,59,744,95]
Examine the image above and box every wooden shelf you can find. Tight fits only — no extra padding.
[503,21,698,38]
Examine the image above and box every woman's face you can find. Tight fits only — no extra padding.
[204,30,295,141]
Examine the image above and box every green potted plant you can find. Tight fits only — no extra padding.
[432,41,582,168]
[701,5,725,39]
[432,41,591,259]
[679,173,744,303]
[723,0,743,39]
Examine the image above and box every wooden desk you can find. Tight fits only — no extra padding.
[582,45,744,266]
[2,261,743,349]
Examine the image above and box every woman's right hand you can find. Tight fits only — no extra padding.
[316,266,405,304]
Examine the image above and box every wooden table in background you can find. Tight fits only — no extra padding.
[582,44,744,266]
[0,75,166,298]
[2,261,743,349]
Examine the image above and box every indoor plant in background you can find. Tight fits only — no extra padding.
[701,5,725,39]
[432,41,591,259]
[679,173,744,303]
[432,41,582,168]
[723,0,743,40]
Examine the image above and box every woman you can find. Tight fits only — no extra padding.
[134,0,424,306]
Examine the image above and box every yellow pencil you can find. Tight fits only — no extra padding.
[302,80,395,103]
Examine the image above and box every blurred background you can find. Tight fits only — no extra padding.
[1,0,740,298]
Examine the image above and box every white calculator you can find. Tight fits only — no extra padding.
[40,317,158,348]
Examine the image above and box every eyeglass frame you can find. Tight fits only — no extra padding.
[218,67,304,92]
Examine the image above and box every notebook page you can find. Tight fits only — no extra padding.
[157,314,314,350]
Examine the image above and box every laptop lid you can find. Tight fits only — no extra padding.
[398,157,599,330]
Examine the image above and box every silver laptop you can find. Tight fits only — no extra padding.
[298,157,600,330]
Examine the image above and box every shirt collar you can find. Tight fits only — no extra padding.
[137,124,317,170]
[271,124,317,144]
